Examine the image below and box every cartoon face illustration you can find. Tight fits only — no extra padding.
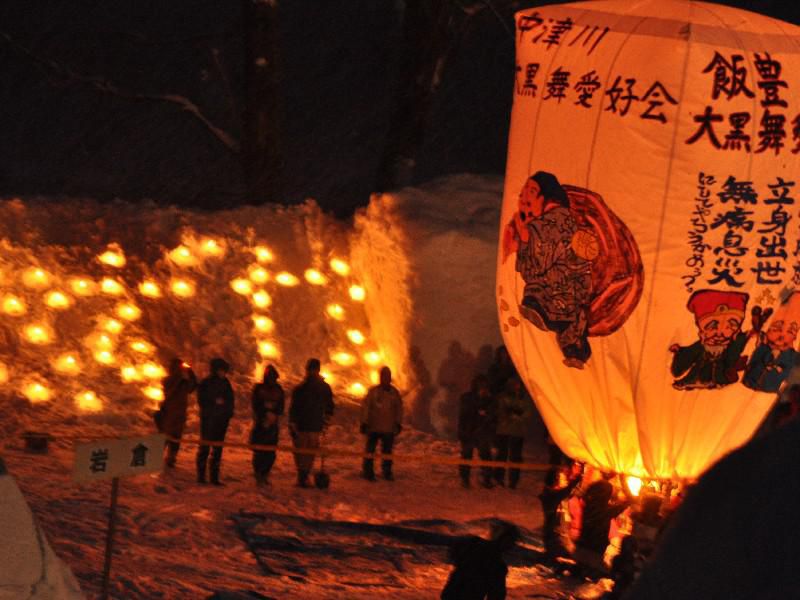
[518,177,544,225]
[764,319,799,351]
[697,310,744,353]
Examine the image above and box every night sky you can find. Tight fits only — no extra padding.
[1,0,798,215]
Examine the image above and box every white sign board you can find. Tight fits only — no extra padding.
[73,434,165,482]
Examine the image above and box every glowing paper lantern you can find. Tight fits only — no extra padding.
[304,269,328,286]
[22,382,50,403]
[331,351,356,366]
[94,350,116,366]
[363,351,382,366]
[499,1,800,480]
[346,329,366,345]
[98,244,126,268]
[170,278,196,298]
[252,290,272,308]
[100,278,125,296]
[75,390,103,412]
[115,302,142,322]
[275,272,299,287]
[252,315,275,333]
[348,382,367,397]
[326,303,345,321]
[70,277,97,296]
[140,362,166,379]
[85,332,115,351]
[2,294,26,316]
[231,278,253,295]
[168,245,197,266]
[129,340,154,355]
[53,353,81,376]
[257,341,280,358]
[23,324,52,345]
[253,246,274,263]
[330,258,351,276]
[248,266,270,284]
[200,237,225,258]
[120,365,142,383]
[348,285,365,302]
[100,318,124,335]
[44,290,73,310]
[139,280,162,298]
[22,268,50,289]
[143,386,164,402]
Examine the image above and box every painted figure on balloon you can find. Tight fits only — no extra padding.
[742,292,800,393]
[502,171,644,369]
[670,290,772,390]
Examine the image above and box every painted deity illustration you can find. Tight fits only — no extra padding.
[670,290,772,390]
[742,292,800,393]
[503,171,643,369]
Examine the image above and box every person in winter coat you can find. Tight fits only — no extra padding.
[250,364,285,486]
[360,366,403,481]
[494,377,532,488]
[538,465,582,560]
[487,345,517,397]
[158,358,197,467]
[457,374,496,488]
[196,358,235,485]
[441,521,520,600]
[574,474,630,576]
[289,358,334,488]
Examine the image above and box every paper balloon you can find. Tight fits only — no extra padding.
[497,0,800,479]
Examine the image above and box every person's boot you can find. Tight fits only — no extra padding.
[382,463,394,481]
[297,470,310,488]
[362,459,376,481]
[509,470,520,490]
[459,465,470,489]
[196,455,207,484]
[210,460,223,486]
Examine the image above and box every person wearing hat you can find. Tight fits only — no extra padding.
[670,290,771,390]
[250,364,285,486]
[289,358,334,488]
[196,358,235,485]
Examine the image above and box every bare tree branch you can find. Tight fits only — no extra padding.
[1,31,240,153]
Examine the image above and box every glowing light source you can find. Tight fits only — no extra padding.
[168,245,197,267]
[230,278,253,295]
[275,272,300,287]
[98,244,126,268]
[22,382,51,403]
[70,277,97,296]
[370,370,380,385]
[0,362,7,384]
[252,290,272,308]
[326,304,345,321]
[85,332,115,352]
[347,329,366,345]
[120,365,142,383]
[349,285,366,302]
[129,340,154,355]
[75,390,103,412]
[22,268,50,289]
[349,382,367,397]
[320,370,334,383]
[170,278,196,298]
[626,476,643,497]
[139,280,162,298]
[304,269,328,286]
[330,258,351,276]
[100,318,124,334]
[143,386,164,402]
[200,238,224,257]
[141,362,166,379]
[253,246,274,263]
[100,278,125,296]
[2,294,26,316]
[94,350,116,366]
[252,315,275,333]
[44,290,73,310]
[53,353,81,376]
[23,323,52,345]
[363,351,382,366]
[258,341,280,358]
[116,302,142,321]
[332,351,356,366]
[248,266,270,284]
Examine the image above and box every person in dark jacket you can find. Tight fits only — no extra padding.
[441,521,519,600]
[158,358,197,467]
[487,346,517,397]
[574,474,630,576]
[250,364,285,486]
[289,358,334,488]
[538,465,582,560]
[457,374,496,488]
[360,366,403,481]
[196,358,234,485]
[494,377,532,489]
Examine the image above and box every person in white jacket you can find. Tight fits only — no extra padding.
[360,367,403,481]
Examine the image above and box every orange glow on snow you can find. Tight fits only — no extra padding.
[86,332,115,351]
[231,278,253,295]
[168,245,196,266]
[44,290,73,310]
[129,340,154,354]
[70,277,97,296]
[363,351,382,366]
[258,341,280,359]
[23,382,51,403]
[200,238,224,257]
[253,315,275,333]
[75,390,103,412]
[2,294,26,316]
[304,269,327,286]
[94,350,116,365]
[143,386,164,401]
[53,353,81,376]
[332,351,356,366]
[120,365,142,382]
[252,290,272,308]
[116,302,142,321]
[348,382,367,397]
[100,318,124,334]
[349,285,366,302]
[248,266,270,284]
[139,280,162,298]
[98,245,126,268]
[347,329,366,345]
[275,272,299,287]
[23,324,52,345]
[330,258,350,276]
[253,246,274,263]
[326,304,345,321]
[170,278,196,298]
[22,268,51,289]
[140,362,166,379]
[100,278,125,296]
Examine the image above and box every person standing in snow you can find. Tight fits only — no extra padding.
[487,346,517,398]
[289,358,334,488]
[250,364,285,486]
[538,464,582,560]
[196,358,235,485]
[494,377,532,489]
[441,521,520,600]
[457,374,496,488]
[158,358,197,467]
[360,366,403,481]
